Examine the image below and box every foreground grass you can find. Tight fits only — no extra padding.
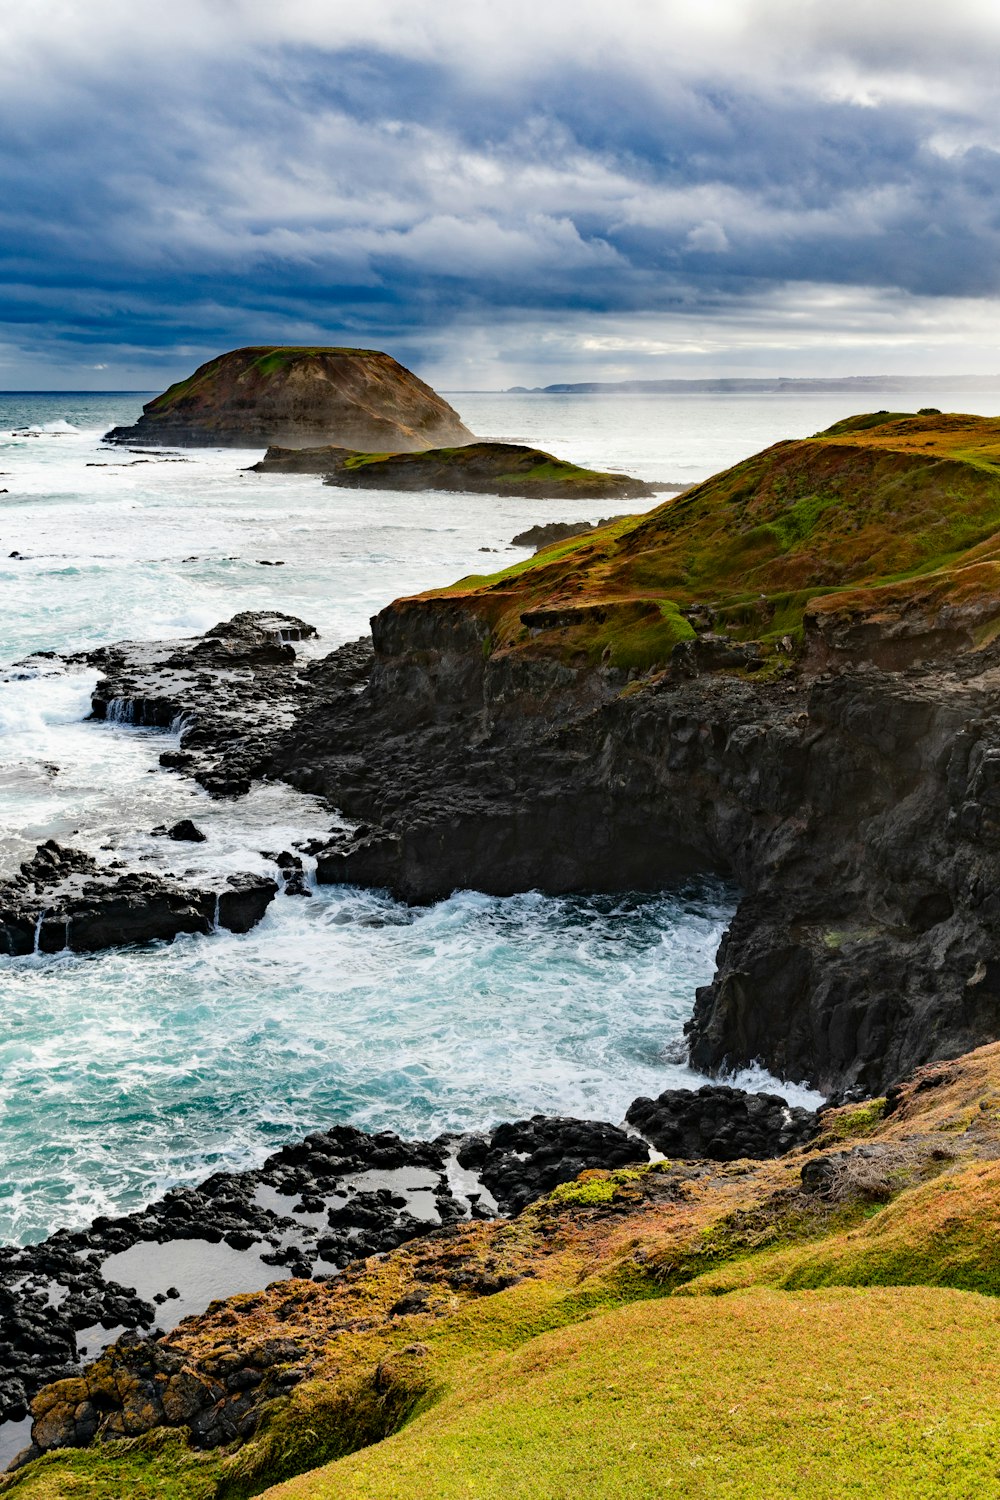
[267,1287,1000,1500]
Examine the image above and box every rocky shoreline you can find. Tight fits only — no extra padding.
[9,410,1000,1491]
[1,1085,816,1467]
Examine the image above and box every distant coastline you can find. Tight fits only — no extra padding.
[499,374,1000,395]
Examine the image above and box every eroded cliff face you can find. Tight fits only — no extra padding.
[269,413,1000,1096]
[104,346,474,451]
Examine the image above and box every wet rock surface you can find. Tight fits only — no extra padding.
[0,1082,816,1459]
[625,1085,818,1161]
[60,610,373,800]
[0,839,277,954]
[0,1125,459,1437]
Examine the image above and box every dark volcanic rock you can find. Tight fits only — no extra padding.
[3,1100,820,1460]
[0,1123,454,1442]
[165,819,206,843]
[457,1116,648,1214]
[104,346,474,451]
[80,611,357,799]
[0,839,277,955]
[263,589,1000,1098]
[625,1085,818,1161]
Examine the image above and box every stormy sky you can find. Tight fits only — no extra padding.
[3,0,1000,389]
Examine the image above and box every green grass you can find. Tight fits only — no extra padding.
[411,411,1000,675]
[266,1288,1000,1499]
[0,1429,217,1499]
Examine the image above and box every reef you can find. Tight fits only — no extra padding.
[103,347,474,452]
[251,440,657,500]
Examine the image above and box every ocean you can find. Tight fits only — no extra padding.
[3,382,993,1246]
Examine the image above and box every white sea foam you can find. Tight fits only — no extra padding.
[4,383,990,1244]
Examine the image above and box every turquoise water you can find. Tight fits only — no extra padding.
[0,882,735,1243]
[8,384,989,1244]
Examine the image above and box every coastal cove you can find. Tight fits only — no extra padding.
[4,384,999,1244]
[5,384,1000,1475]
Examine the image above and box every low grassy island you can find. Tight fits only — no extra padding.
[104,347,474,451]
[250,440,658,500]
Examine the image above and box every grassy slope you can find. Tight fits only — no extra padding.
[271,1289,1000,1500]
[14,1044,1000,1499]
[415,411,1000,670]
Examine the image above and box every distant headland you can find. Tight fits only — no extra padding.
[505,374,1000,394]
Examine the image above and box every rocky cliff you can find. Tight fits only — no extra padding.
[268,412,1000,1097]
[104,346,474,451]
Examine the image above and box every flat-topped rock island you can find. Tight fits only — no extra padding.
[104,346,475,451]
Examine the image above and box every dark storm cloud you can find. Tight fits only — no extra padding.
[1,1,999,385]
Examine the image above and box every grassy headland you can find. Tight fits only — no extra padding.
[413,411,1000,675]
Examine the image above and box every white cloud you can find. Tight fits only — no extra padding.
[685,221,731,254]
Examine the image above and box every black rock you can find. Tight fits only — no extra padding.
[166,819,207,843]
[625,1085,818,1162]
[457,1115,648,1215]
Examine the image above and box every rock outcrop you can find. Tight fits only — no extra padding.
[103,347,474,451]
[252,441,657,500]
[0,840,276,955]
[76,610,370,799]
[510,516,628,550]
